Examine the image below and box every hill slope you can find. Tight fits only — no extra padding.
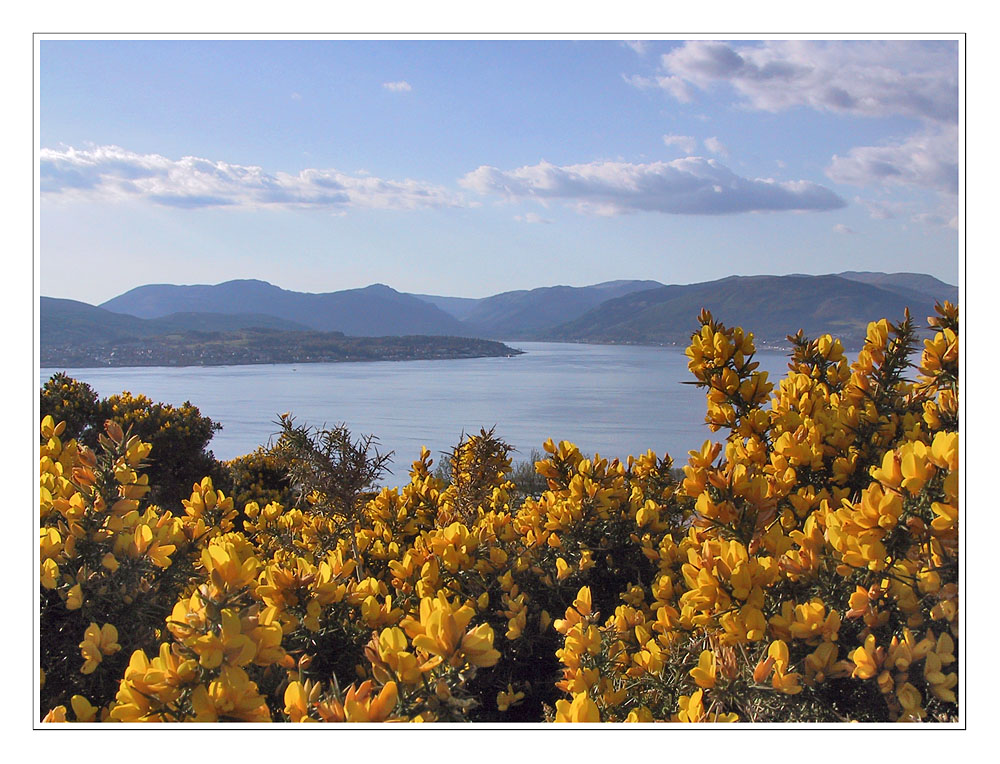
[544,274,949,348]
[100,280,469,337]
[836,271,958,306]
[41,296,310,346]
[408,294,481,321]
[456,280,665,337]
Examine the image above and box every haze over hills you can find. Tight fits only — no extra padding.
[41,296,312,345]
[453,280,665,337]
[97,279,667,339]
[100,280,468,337]
[40,296,520,368]
[544,274,954,347]
[43,271,958,361]
[408,294,481,321]
[835,271,958,306]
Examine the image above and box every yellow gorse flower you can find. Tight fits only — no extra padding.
[689,649,717,689]
[497,684,525,712]
[554,692,600,723]
[39,302,959,724]
[79,623,120,674]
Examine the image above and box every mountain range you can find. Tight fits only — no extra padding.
[42,271,957,358]
[99,280,467,337]
[545,273,956,347]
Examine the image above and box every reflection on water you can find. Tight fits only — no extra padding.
[41,342,793,475]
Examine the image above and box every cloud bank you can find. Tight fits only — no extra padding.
[40,145,463,211]
[630,40,959,220]
[637,40,958,123]
[460,158,845,216]
[826,126,958,195]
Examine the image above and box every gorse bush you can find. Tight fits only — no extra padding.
[38,305,959,723]
[40,374,225,507]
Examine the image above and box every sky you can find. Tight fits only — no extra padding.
[38,37,961,304]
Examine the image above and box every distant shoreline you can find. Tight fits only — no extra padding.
[41,329,524,369]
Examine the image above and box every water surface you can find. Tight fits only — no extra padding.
[41,342,792,475]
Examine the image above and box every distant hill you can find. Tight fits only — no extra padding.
[452,280,665,338]
[100,279,469,337]
[409,294,481,321]
[42,326,521,368]
[543,274,953,348]
[41,293,523,368]
[836,271,958,308]
[77,271,956,351]
[146,311,312,334]
[41,296,310,346]
[42,297,157,346]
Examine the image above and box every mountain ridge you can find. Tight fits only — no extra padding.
[46,271,957,353]
[454,280,665,337]
[40,297,521,368]
[542,273,954,348]
[99,280,469,337]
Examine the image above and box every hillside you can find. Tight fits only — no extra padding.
[454,280,665,337]
[76,271,956,350]
[408,293,481,321]
[100,280,469,337]
[836,271,958,305]
[41,326,521,368]
[544,274,952,348]
[41,297,311,346]
[40,296,521,368]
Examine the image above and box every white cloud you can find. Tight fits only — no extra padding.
[459,157,845,216]
[662,134,696,154]
[514,212,553,224]
[290,92,302,100]
[853,194,957,231]
[703,136,728,157]
[624,41,649,56]
[40,145,464,211]
[855,197,904,220]
[624,73,693,102]
[912,209,959,230]
[826,126,958,195]
[645,40,957,123]
[832,223,855,235]
[635,42,958,229]
[383,81,412,92]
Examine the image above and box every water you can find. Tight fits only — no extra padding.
[40,342,792,476]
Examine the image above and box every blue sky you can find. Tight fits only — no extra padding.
[39,38,960,304]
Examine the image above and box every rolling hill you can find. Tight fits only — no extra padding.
[543,274,954,348]
[40,297,521,368]
[836,271,958,306]
[55,271,956,354]
[100,280,469,337]
[447,280,665,337]
[41,296,311,346]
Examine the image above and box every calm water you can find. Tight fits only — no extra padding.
[41,342,792,477]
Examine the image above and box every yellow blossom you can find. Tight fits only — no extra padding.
[554,692,600,723]
[689,650,717,689]
[497,685,525,712]
[79,623,121,674]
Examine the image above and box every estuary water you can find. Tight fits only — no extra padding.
[41,341,792,476]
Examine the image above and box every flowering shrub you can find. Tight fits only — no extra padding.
[39,304,959,723]
[40,374,224,506]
